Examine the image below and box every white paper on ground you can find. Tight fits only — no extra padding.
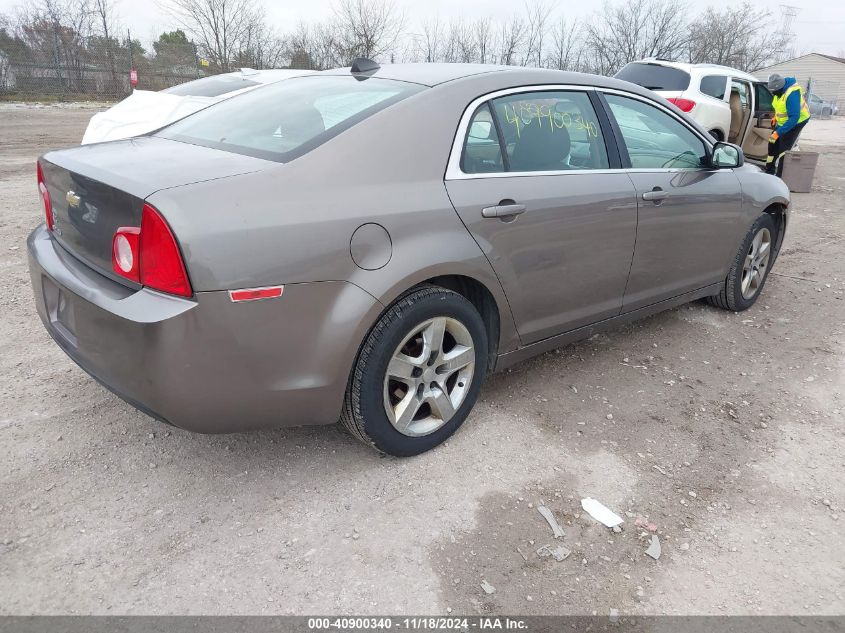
[581,497,624,527]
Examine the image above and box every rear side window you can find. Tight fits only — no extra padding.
[462,104,504,174]
[162,74,260,97]
[699,75,728,100]
[614,63,691,91]
[462,91,609,173]
[159,76,424,162]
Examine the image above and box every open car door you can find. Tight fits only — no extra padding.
[742,82,776,160]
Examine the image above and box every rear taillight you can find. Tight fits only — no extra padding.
[111,204,192,297]
[112,227,141,282]
[666,97,696,113]
[37,162,54,230]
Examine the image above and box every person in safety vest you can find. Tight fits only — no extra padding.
[766,73,811,176]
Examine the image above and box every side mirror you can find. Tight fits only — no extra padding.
[711,141,744,168]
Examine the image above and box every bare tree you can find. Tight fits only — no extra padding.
[473,17,492,64]
[521,0,549,67]
[16,0,95,90]
[417,17,443,62]
[584,0,689,75]
[686,3,778,72]
[495,16,525,66]
[454,20,477,63]
[235,19,285,69]
[332,0,403,62]
[91,0,119,85]
[548,16,583,71]
[162,0,263,72]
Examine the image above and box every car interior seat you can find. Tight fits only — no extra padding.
[510,121,571,171]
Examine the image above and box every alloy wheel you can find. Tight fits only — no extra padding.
[383,317,475,437]
[741,227,771,300]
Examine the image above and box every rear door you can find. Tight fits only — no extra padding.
[445,88,638,344]
[743,82,776,160]
[599,91,744,311]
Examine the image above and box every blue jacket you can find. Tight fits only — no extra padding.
[776,77,807,136]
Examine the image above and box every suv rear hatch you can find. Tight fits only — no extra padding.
[40,136,272,283]
[614,62,692,93]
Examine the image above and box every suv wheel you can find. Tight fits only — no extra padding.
[341,286,488,456]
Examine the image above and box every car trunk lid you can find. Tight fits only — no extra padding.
[40,136,273,282]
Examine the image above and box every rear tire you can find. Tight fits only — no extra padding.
[341,286,488,456]
[708,129,724,142]
[707,213,777,311]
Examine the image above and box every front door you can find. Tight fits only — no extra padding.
[601,92,744,311]
[445,89,638,344]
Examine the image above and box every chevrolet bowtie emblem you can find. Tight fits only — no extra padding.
[66,190,81,208]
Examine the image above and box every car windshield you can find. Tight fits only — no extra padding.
[615,63,691,91]
[162,74,261,97]
[158,75,425,162]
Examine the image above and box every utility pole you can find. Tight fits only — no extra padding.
[775,5,800,61]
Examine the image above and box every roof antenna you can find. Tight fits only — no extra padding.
[351,57,380,74]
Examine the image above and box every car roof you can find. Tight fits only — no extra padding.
[318,62,650,91]
[319,63,521,86]
[630,59,760,83]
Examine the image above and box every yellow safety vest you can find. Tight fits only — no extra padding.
[772,84,811,127]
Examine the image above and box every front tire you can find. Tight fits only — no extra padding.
[708,213,776,311]
[341,286,488,456]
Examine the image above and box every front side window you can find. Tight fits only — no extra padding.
[158,76,425,162]
[755,83,774,113]
[604,94,708,169]
[700,75,728,100]
[487,91,609,172]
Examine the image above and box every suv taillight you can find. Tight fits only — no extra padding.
[111,204,192,297]
[666,97,696,113]
[37,162,54,230]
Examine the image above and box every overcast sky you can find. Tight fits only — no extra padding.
[1,0,843,57]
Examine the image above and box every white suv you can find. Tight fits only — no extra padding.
[615,59,776,161]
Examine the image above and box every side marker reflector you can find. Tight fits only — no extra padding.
[229,286,284,302]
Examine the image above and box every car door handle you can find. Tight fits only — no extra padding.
[642,189,668,202]
[481,203,526,218]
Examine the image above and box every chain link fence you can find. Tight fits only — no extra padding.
[0,29,221,101]
[804,78,840,118]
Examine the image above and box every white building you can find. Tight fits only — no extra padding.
[756,53,845,111]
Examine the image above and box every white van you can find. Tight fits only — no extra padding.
[615,59,777,162]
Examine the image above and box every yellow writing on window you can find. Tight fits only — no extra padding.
[502,102,599,139]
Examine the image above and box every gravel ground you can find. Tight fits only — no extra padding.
[0,107,843,616]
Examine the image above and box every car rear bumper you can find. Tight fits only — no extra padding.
[28,224,382,433]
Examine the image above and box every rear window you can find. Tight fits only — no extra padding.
[699,75,727,100]
[614,63,691,92]
[162,74,260,97]
[158,76,425,162]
